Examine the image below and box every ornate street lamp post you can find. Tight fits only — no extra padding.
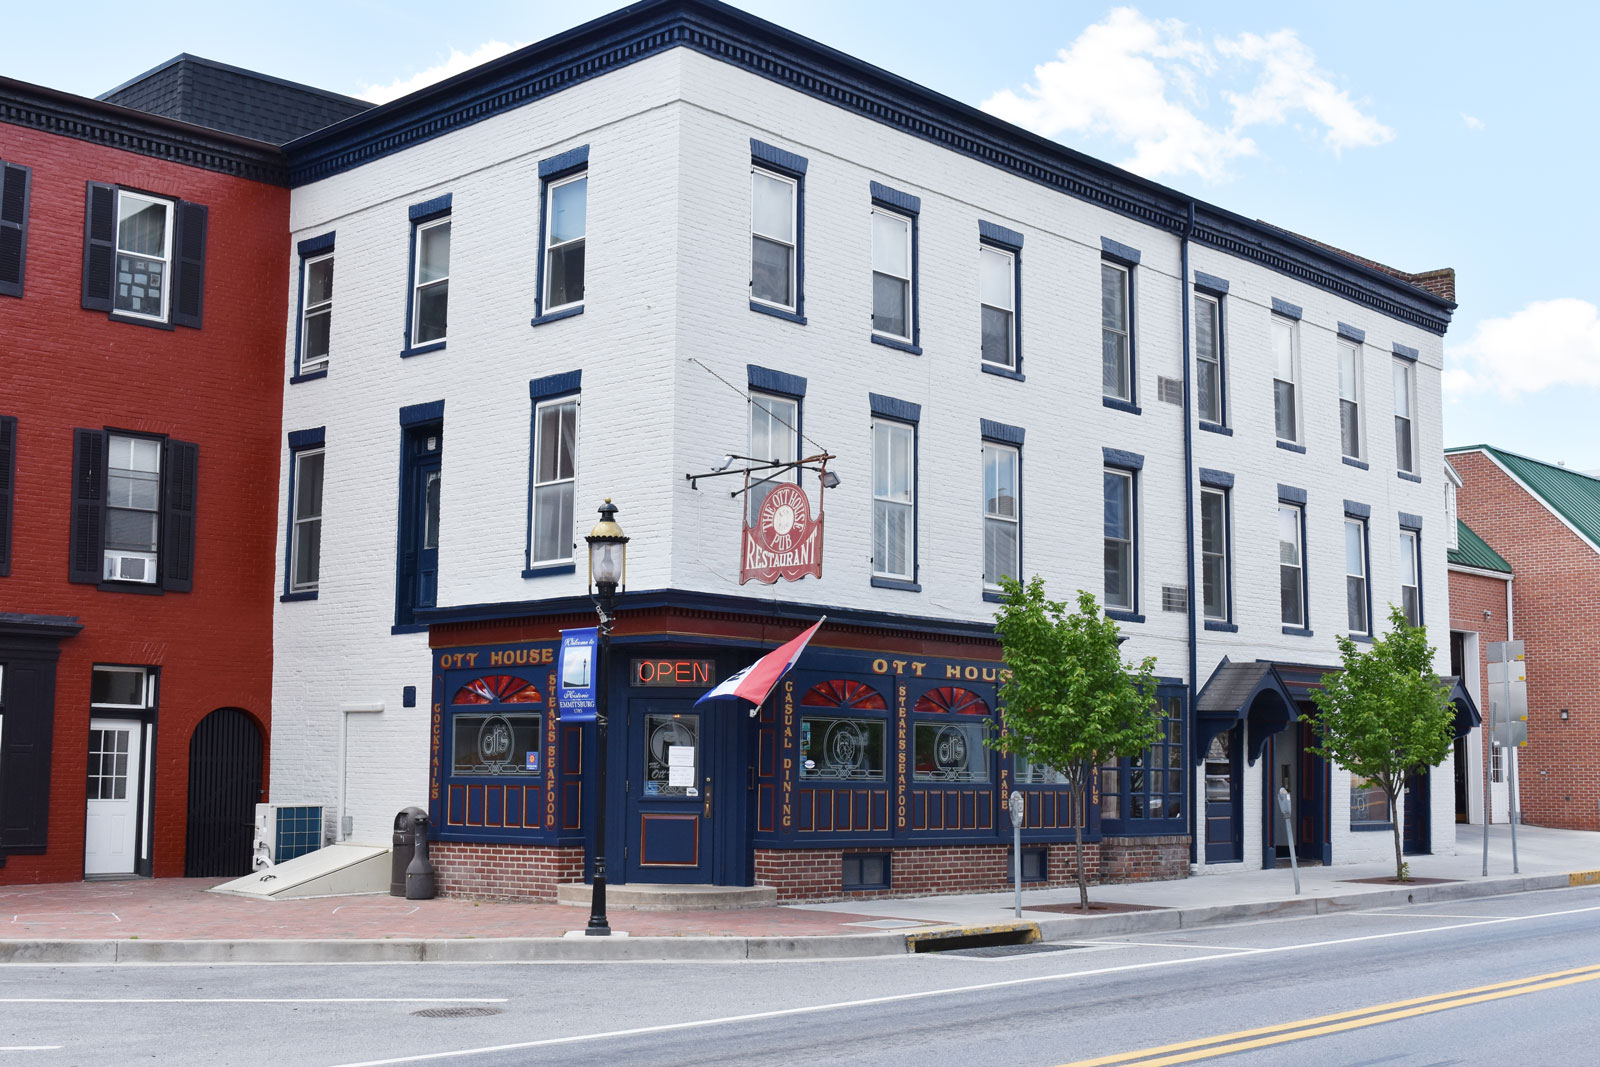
[584,499,628,935]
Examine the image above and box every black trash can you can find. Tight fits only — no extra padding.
[391,806,426,897]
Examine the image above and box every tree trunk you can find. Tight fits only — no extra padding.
[1074,772,1089,911]
[1388,785,1404,881]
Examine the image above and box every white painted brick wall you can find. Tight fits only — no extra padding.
[272,46,1454,863]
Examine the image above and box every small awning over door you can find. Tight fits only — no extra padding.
[1194,659,1305,766]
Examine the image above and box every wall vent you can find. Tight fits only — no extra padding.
[1157,377,1184,405]
[1162,585,1189,613]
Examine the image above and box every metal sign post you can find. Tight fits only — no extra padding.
[1487,641,1526,876]
[1008,791,1025,919]
[1277,787,1300,895]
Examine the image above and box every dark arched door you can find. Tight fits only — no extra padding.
[185,708,264,877]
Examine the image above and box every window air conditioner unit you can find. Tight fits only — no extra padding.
[104,553,156,583]
[252,803,328,870]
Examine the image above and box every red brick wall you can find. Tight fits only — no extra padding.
[1452,450,1600,830]
[753,837,1189,903]
[430,843,586,901]
[1447,567,1510,815]
[0,121,288,882]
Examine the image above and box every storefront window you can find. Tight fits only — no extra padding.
[801,717,886,780]
[1350,774,1389,826]
[451,713,541,776]
[1016,756,1068,785]
[1102,690,1186,828]
[913,721,989,782]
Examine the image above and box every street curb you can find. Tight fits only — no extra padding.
[0,873,1585,965]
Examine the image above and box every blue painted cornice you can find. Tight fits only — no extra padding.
[283,0,1454,335]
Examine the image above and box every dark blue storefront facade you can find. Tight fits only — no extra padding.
[423,596,1192,902]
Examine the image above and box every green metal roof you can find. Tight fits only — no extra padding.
[1447,444,1600,552]
[1448,520,1511,573]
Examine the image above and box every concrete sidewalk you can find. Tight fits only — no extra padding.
[3,825,1597,963]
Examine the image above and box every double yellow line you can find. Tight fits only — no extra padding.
[1055,962,1600,1066]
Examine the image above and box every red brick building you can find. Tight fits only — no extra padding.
[0,75,293,882]
[1448,445,1600,832]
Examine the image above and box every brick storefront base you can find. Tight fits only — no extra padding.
[430,842,585,901]
[755,836,1191,903]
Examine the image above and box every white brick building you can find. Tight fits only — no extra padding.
[269,0,1463,899]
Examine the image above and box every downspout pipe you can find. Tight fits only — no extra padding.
[1181,201,1199,865]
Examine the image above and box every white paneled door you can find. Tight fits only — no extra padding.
[84,719,142,875]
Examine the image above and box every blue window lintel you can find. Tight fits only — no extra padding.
[1198,420,1233,436]
[1277,440,1307,454]
[1102,396,1142,416]
[531,306,584,328]
[871,334,922,356]
[871,576,922,593]
[750,301,807,326]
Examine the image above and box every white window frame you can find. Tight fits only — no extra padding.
[299,251,333,374]
[871,208,913,343]
[872,419,915,581]
[982,442,1020,591]
[531,397,580,565]
[750,167,797,312]
[1200,487,1229,622]
[543,172,587,314]
[1103,467,1135,611]
[1394,359,1416,473]
[1279,504,1305,628]
[1345,518,1369,636]
[1101,261,1132,402]
[289,447,324,594]
[113,190,174,323]
[103,433,162,584]
[90,666,155,711]
[1400,528,1421,625]
[1272,317,1301,444]
[747,392,799,524]
[979,246,1016,369]
[411,216,451,345]
[1194,292,1222,425]
[1338,340,1363,460]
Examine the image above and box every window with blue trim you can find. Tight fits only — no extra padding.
[1100,688,1185,830]
[287,443,324,596]
[1200,487,1229,622]
[1103,467,1136,611]
[980,244,1017,370]
[295,234,334,378]
[1339,340,1364,460]
[1345,517,1370,636]
[1102,261,1132,401]
[1399,526,1421,625]
[1273,317,1300,444]
[748,391,799,523]
[404,198,451,354]
[982,442,1020,590]
[1279,503,1306,627]
[1194,290,1223,425]
[751,158,801,316]
[872,418,915,581]
[1393,359,1416,474]
[542,172,586,314]
[530,397,579,566]
[872,207,913,344]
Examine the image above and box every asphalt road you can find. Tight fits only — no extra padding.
[4,884,1600,1066]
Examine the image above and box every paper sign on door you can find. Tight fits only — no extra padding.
[667,745,695,788]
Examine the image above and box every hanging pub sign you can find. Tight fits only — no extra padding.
[556,627,598,721]
[741,479,824,584]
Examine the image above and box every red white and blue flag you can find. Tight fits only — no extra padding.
[696,617,826,708]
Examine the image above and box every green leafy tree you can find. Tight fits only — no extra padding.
[1309,605,1454,881]
[989,576,1161,910]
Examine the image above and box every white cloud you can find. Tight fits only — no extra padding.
[1462,113,1485,130]
[357,41,528,105]
[979,7,1390,181]
[1445,299,1600,398]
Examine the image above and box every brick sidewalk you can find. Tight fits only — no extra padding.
[0,878,942,940]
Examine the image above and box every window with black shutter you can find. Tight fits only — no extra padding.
[0,416,15,576]
[0,615,82,861]
[68,428,198,592]
[82,183,207,328]
[0,160,31,299]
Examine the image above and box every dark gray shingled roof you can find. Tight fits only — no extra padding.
[100,54,371,145]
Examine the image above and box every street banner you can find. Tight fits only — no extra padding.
[557,627,598,721]
[696,617,826,708]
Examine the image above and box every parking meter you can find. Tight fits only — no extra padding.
[1008,791,1025,918]
[1277,787,1300,895]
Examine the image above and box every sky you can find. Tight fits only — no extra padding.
[10,0,1598,466]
